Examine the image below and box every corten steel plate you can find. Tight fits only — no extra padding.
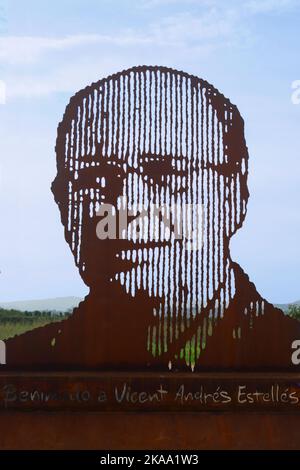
[1,409,300,450]
[1,66,300,449]
[3,66,300,371]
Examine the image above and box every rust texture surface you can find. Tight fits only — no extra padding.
[1,411,300,450]
[3,65,300,371]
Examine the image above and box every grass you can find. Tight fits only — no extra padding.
[0,308,70,341]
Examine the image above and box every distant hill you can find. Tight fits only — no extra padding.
[0,296,82,313]
[275,300,300,313]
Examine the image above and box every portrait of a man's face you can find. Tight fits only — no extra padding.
[5,66,300,370]
[1,0,300,452]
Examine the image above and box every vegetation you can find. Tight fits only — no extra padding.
[2,303,299,350]
[0,308,70,340]
[287,304,300,321]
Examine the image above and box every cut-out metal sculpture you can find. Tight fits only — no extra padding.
[5,66,300,370]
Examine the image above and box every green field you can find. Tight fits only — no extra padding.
[1,304,299,346]
[0,308,70,341]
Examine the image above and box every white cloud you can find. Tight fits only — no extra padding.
[142,0,300,11]
[0,7,243,68]
[141,0,205,7]
[6,58,125,98]
[0,33,153,66]
[150,9,241,45]
[2,8,243,99]
[1,0,299,98]
[0,35,97,65]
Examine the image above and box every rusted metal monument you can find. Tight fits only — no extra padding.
[1,66,300,449]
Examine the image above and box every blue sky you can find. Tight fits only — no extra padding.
[0,0,299,303]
